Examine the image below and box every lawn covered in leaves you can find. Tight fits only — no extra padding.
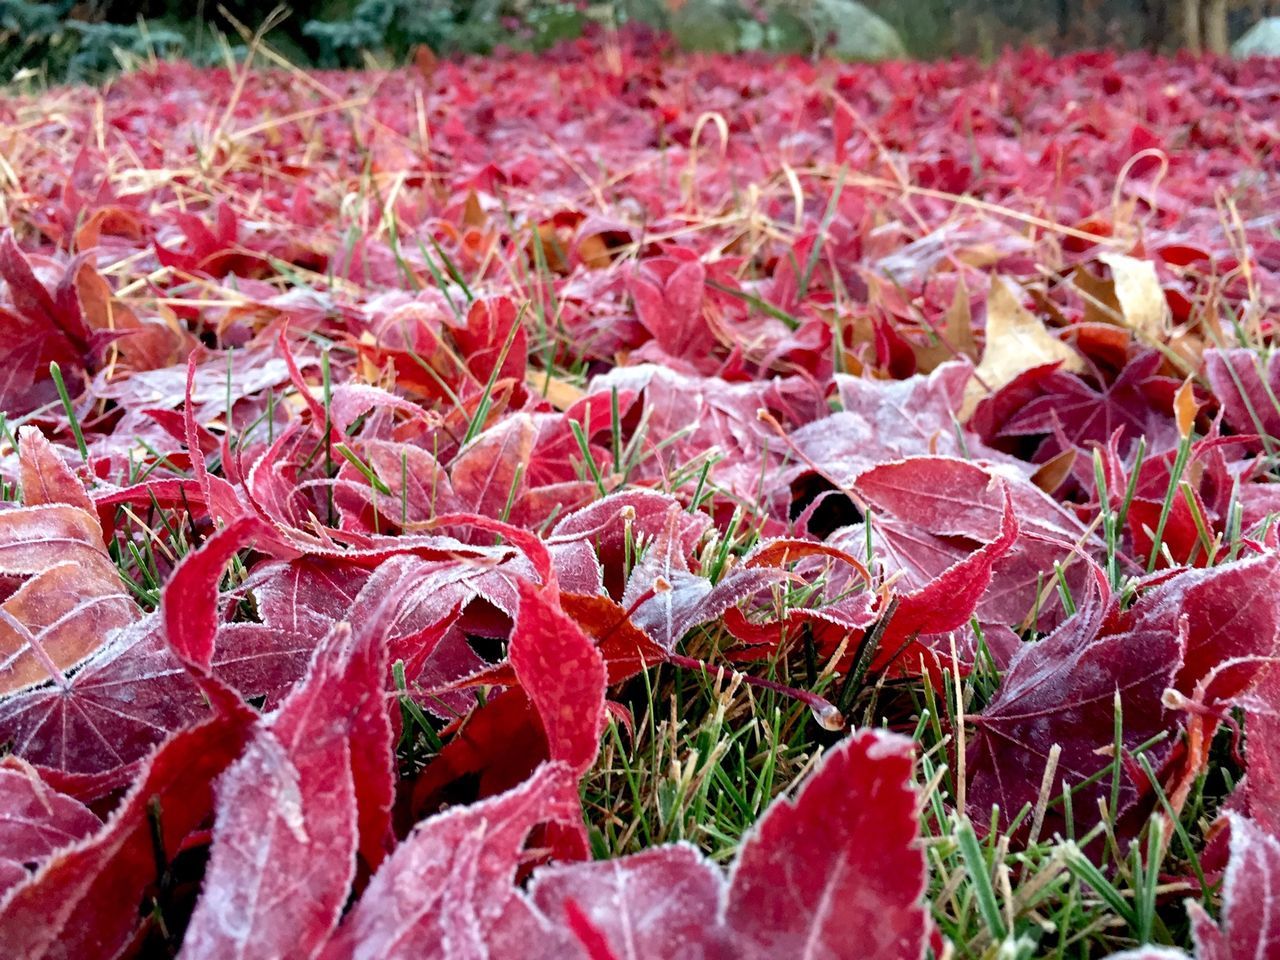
[1,29,1279,960]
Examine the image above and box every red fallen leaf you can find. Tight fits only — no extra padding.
[322,763,583,960]
[872,484,1018,673]
[411,575,607,821]
[183,352,249,529]
[154,203,268,279]
[533,729,931,960]
[0,504,313,793]
[410,688,548,817]
[1137,553,1280,702]
[559,593,666,685]
[0,759,100,896]
[529,845,724,959]
[840,456,1090,630]
[448,414,536,519]
[0,616,208,796]
[454,296,528,389]
[966,567,1183,837]
[509,580,606,776]
[621,504,792,652]
[0,503,139,695]
[90,347,297,427]
[791,362,1007,486]
[1188,815,1280,960]
[629,254,716,364]
[163,515,271,675]
[181,610,396,958]
[1205,348,1280,441]
[1236,666,1280,835]
[722,728,930,959]
[719,541,875,660]
[212,557,376,708]
[551,490,707,599]
[585,365,825,517]
[0,715,252,959]
[0,232,91,416]
[993,352,1179,459]
[16,428,92,514]
[334,439,460,531]
[1127,492,1210,569]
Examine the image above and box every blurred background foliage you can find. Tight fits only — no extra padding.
[1,0,1278,84]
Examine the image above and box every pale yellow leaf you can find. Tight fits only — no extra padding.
[1098,252,1168,341]
[531,373,585,411]
[960,277,1084,421]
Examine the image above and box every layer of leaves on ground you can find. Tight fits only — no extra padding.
[1,28,1279,960]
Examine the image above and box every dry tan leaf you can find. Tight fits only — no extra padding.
[1031,448,1078,494]
[1071,265,1123,326]
[960,277,1085,420]
[1098,252,1168,341]
[531,372,585,411]
[914,278,977,373]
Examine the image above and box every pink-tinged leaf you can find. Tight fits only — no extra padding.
[874,484,1018,672]
[210,557,376,708]
[992,353,1179,459]
[322,763,582,960]
[181,608,395,959]
[0,616,208,795]
[1205,348,1280,440]
[1238,666,1280,835]
[455,296,527,386]
[449,414,536,518]
[1132,553,1280,701]
[552,490,706,598]
[840,456,1090,630]
[184,353,247,526]
[622,504,787,652]
[793,362,1011,487]
[0,760,100,896]
[0,715,252,959]
[1189,815,1280,960]
[530,845,725,960]
[163,515,270,678]
[0,233,86,416]
[967,570,1182,836]
[510,580,606,775]
[0,504,138,695]
[724,728,930,960]
[16,428,92,514]
[630,256,713,359]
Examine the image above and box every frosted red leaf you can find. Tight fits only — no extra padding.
[0,503,138,695]
[181,610,395,959]
[724,729,930,960]
[16,428,92,514]
[322,763,582,960]
[0,760,100,896]
[509,579,606,775]
[529,845,724,959]
[0,715,252,958]
[967,569,1183,835]
[519,728,930,960]
[1189,815,1280,960]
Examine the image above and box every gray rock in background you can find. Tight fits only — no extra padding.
[622,0,906,60]
[805,0,907,60]
[1233,18,1280,58]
